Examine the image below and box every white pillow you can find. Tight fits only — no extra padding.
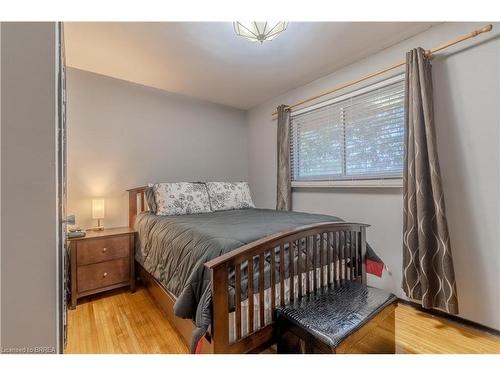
[206,182,255,211]
[149,182,211,216]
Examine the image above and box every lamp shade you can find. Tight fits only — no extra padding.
[92,199,105,220]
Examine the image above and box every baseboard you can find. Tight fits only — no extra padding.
[397,298,500,337]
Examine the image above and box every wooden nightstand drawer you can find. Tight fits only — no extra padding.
[77,258,130,293]
[77,235,130,265]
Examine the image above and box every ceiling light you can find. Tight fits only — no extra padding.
[233,22,288,44]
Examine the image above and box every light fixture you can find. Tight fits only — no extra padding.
[91,198,105,231]
[233,22,288,44]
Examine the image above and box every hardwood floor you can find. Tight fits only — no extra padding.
[65,286,500,354]
[65,286,188,354]
[395,304,500,354]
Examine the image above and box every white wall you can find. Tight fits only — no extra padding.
[246,22,500,330]
[67,68,248,229]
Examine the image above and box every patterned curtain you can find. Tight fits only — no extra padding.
[402,48,458,314]
[276,104,292,210]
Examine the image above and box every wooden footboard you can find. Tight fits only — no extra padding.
[128,186,368,354]
[205,222,368,353]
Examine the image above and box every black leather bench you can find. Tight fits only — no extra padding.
[276,282,398,354]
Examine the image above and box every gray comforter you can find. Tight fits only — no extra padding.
[135,208,343,351]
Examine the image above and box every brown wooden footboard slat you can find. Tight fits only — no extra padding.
[289,242,295,302]
[360,228,367,285]
[352,231,357,281]
[327,232,332,285]
[259,254,265,327]
[312,235,318,292]
[211,263,230,353]
[279,244,285,306]
[247,258,254,334]
[347,231,352,280]
[235,264,242,341]
[340,231,346,282]
[304,237,311,294]
[297,240,303,298]
[270,248,276,311]
[320,233,325,287]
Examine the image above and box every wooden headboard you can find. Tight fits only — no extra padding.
[127,186,148,228]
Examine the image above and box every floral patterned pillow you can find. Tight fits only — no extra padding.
[149,182,211,216]
[206,182,255,211]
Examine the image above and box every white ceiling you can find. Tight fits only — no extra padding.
[64,22,436,110]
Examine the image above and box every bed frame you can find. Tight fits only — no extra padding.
[128,186,368,354]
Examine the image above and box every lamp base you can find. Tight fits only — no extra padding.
[89,218,104,231]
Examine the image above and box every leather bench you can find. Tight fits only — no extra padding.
[276,282,397,354]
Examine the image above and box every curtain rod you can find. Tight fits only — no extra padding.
[272,24,493,117]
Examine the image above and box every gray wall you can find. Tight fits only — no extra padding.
[1,23,59,352]
[0,22,2,348]
[246,22,500,330]
[67,68,248,229]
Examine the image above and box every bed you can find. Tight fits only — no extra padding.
[128,186,368,354]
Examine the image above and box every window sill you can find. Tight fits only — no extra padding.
[291,179,403,188]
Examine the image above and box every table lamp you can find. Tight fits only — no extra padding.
[91,198,105,231]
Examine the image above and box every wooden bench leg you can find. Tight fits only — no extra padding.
[277,319,302,354]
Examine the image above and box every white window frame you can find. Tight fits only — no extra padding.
[290,74,405,189]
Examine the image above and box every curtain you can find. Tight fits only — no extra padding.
[402,48,458,314]
[276,104,292,210]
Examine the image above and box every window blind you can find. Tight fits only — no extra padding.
[290,77,405,182]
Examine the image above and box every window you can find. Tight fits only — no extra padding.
[290,76,405,185]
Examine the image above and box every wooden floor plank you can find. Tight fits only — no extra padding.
[65,287,500,354]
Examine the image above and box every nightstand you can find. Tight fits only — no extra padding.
[69,227,135,309]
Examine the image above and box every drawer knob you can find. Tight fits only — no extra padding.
[102,247,107,253]
[103,272,108,278]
